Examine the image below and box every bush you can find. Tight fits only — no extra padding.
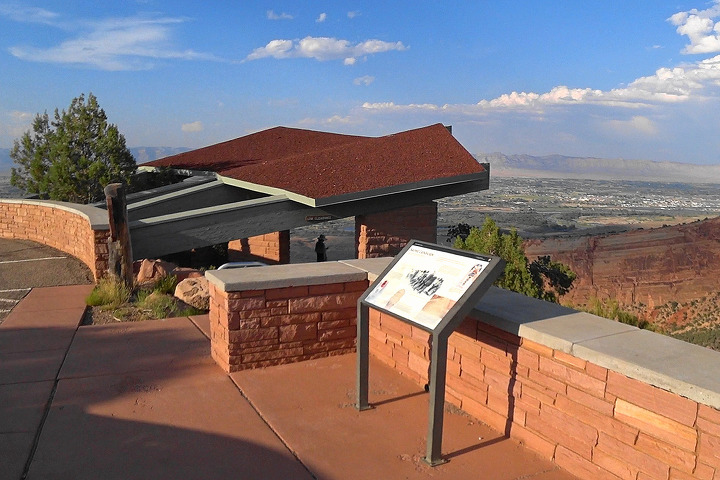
[584,297,652,330]
[451,217,576,303]
[86,276,131,309]
[153,274,178,295]
[86,274,205,323]
[137,291,177,319]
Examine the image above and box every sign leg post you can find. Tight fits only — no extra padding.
[356,302,371,411]
[424,332,449,466]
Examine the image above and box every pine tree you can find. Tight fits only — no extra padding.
[453,217,574,302]
[10,93,136,203]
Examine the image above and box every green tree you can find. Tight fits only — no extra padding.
[10,93,136,203]
[452,217,576,303]
[529,255,577,303]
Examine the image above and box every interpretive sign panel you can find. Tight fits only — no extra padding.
[357,240,505,466]
[363,241,499,333]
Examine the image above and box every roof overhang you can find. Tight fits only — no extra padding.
[126,165,489,259]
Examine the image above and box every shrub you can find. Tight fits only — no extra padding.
[153,274,178,295]
[452,217,576,303]
[86,276,131,309]
[137,291,177,319]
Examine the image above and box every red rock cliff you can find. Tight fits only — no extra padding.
[524,217,720,312]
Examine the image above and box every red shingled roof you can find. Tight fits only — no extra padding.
[142,123,484,201]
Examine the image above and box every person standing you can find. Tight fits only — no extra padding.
[315,234,328,262]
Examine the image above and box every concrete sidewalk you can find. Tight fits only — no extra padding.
[1,285,576,480]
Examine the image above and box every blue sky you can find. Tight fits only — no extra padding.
[1,1,720,165]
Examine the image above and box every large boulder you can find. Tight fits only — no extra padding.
[170,267,204,282]
[134,259,178,286]
[174,276,210,311]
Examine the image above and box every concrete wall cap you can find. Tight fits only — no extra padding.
[339,258,393,282]
[0,198,109,230]
[204,257,720,409]
[206,260,369,292]
[473,286,720,409]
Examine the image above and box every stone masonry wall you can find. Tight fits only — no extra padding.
[355,202,437,259]
[228,230,290,265]
[209,279,368,372]
[0,201,110,280]
[370,309,720,480]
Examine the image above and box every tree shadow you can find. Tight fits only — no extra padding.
[1,321,322,480]
[27,413,315,479]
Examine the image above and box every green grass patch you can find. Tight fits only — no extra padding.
[86,275,207,323]
[86,276,131,309]
[153,274,178,295]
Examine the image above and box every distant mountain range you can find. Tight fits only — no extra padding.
[477,152,720,184]
[2,145,719,185]
[128,146,190,163]
[0,146,189,174]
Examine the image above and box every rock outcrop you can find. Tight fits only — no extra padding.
[134,259,177,286]
[174,277,210,310]
[524,217,720,315]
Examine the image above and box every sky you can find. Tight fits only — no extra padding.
[1,1,720,166]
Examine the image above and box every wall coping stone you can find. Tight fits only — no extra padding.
[338,258,392,282]
[0,198,109,230]
[206,260,373,292]
[472,286,720,409]
[206,256,720,409]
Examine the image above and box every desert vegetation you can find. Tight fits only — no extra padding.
[84,274,205,324]
[448,217,576,303]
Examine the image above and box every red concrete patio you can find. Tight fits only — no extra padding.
[0,285,577,480]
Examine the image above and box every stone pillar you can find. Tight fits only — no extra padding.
[355,202,437,259]
[228,230,290,265]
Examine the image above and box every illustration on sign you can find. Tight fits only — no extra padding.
[364,244,490,330]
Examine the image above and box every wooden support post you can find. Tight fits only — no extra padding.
[105,183,134,287]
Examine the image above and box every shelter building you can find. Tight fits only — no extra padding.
[134,123,488,263]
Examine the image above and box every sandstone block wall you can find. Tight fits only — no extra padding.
[355,202,437,259]
[370,308,720,480]
[228,230,290,265]
[0,200,110,280]
[209,279,368,372]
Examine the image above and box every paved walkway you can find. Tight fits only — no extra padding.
[1,285,577,480]
[0,238,93,322]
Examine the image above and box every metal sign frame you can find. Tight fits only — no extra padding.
[356,240,505,466]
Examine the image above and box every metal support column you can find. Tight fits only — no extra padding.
[356,302,372,411]
[423,331,449,466]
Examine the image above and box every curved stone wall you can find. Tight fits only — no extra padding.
[0,199,110,280]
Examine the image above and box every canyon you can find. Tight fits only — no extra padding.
[525,216,720,316]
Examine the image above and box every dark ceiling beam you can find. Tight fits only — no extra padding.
[127,180,266,220]
[128,172,488,259]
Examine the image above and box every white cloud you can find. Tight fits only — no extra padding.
[606,116,658,136]
[669,0,720,54]
[0,110,34,140]
[359,3,720,121]
[181,121,204,132]
[298,115,364,127]
[9,111,32,122]
[246,36,407,64]
[316,13,327,23]
[353,75,375,86]
[2,9,224,70]
[0,5,60,25]
[267,10,293,20]
[363,52,720,117]
[347,11,360,19]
